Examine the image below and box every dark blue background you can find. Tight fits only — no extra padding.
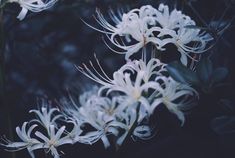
[0,0,235,157]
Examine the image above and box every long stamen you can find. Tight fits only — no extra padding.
[94,54,113,81]
[89,61,112,83]
[102,37,126,54]
[80,18,112,35]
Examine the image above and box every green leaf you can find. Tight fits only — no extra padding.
[197,58,213,83]
[210,67,228,84]
[166,61,199,85]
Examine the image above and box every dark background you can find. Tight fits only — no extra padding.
[0,0,235,157]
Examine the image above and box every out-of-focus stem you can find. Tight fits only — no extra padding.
[0,8,15,158]
[0,8,5,98]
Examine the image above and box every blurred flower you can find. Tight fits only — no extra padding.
[62,91,127,148]
[8,0,58,20]
[61,88,153,148]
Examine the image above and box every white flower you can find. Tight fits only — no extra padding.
[8,0,57,20]
[116,109,152,146]
[29,105,63,132]
[119,58,166,83]
[154,3,213,65]
[173,27,212,65]
[150,76,198,125]
[157,25,212,65]
[61,86,99,124]
[89,4,213,64]
[156,3,193,30]
[2,122,42,158]
[79,85,100,105]
[78,63,156,118]
[61,86,154,148]
[79,103,119,148]
[3,106,77,158]
[35,125,73,158]
[90,6,162,60]
[78,58,167,120]
[116,109,136,146]
[62,90,126,148]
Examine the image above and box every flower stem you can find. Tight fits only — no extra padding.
[115,104,140,154]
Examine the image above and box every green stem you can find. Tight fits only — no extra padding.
[115,104,140,154]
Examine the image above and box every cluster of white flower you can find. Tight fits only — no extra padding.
[93,4,213,65]
[2,3,205,158]
[6,0,57,20]
[2,104,76,158]
[78,57,197,129]
[2,59,198,158]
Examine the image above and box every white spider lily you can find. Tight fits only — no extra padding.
[156,3,194,30]
[116,109,136,146]
[101,70,157,101]
[62,87,125,122]
[119,58,166,83]
[153,4,213,65]
[79,86,100,105]
[29,106,63,132]
[78,58,163,116]
[155,4,213,65]
[2,122,43,158]
[90,6,163,60]
[35,125,73,158]
[103,70,162,119]
[86,95,127,119]
[8,0,57,20]
[116,109,152,146]
[77,97,123,148]
[62,90,125,148]
[150,76,198,125]
[3,109,78,158]
[157,26,213,65]
[90,4,213,64]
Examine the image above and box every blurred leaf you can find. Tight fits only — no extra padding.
[220,99,235,114]
[211,116,235,135]
[211,67,228,84]
[166,61,199,85]
[197,58,213,83]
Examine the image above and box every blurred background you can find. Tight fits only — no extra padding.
[0,0,235,157]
